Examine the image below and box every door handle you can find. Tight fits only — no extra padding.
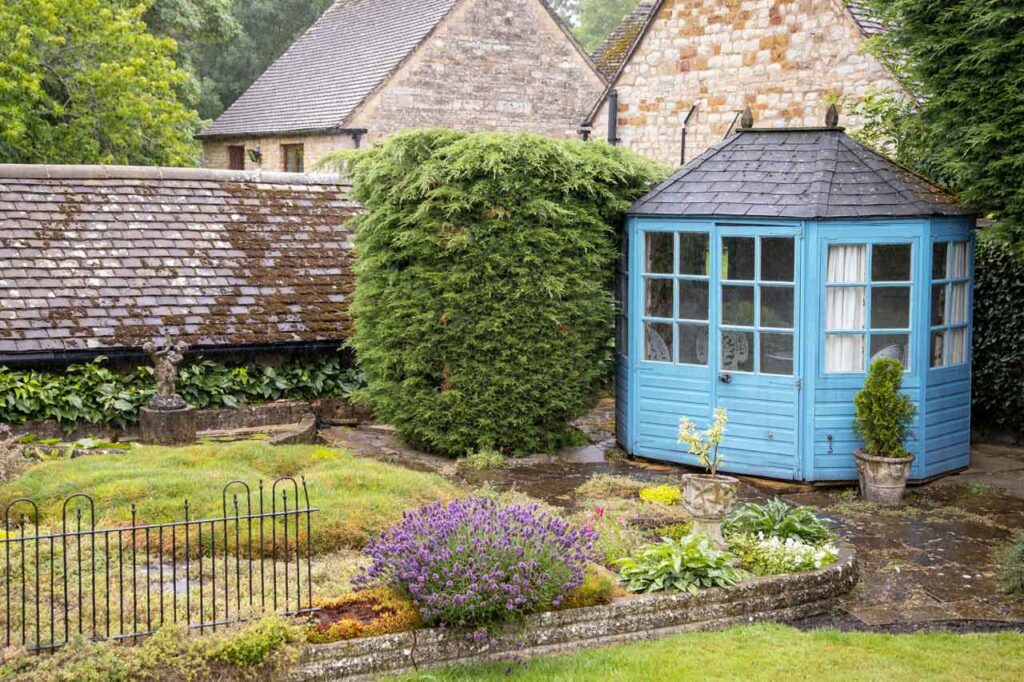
[719,373,732,384]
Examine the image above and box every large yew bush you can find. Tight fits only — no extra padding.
[341,130,663,456]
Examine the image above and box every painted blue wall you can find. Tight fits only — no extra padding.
[618,215,975,482]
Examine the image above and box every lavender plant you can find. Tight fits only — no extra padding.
[358,498,597,628]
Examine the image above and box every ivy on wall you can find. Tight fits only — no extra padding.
[0,356,363,431]
[334,130,664,457]
[973,237,1024,442]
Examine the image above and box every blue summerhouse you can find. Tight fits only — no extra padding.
[615,112,975,482]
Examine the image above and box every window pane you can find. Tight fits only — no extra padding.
[826,287,865,330]
[645,233,673,274]
[826,335,865,373]
[679,323,709,366]
[761,237,794,282]
[679,280,709,321]
[948,328,967,365]
[871,286,910,329]
[761,333,794,375]
[872,244,912,282]
[931,331,945,368]
[722,285,754,326]
[721,330,754,372]
[644,322,673,363]
[722,237,755,280]
[950,241,969,279]
[870,334,910,369]
[679,233,709,276]
[931,284,947,326]
[932,242,948,280]
[644,278,673,318]
[950,283,969,324]
[761,285,794,329]
[827,244,866,283]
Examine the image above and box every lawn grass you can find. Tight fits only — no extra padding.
[395,624,1024,681]
[0,441,458,553]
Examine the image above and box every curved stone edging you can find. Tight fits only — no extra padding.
[293,548,858,681]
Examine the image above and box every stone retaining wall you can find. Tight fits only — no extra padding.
[295,549,857,681]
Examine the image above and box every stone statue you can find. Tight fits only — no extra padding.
[143,336,190,411]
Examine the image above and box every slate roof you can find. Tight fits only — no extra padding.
[0,165,358,358]
[200,0,461,139]
[592,1,886,85]
[629,127,971,219]
[591,1,657,80]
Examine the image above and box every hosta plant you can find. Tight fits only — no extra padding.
[729,533,839,575]
[358,498,596,628]
[615,533,747,594]
[723,498,834,545]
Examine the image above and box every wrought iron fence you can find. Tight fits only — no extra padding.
[2,477,318,653]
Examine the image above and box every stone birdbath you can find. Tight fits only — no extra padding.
[139,336,196,446]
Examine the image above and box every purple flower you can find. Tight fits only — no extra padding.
[356,497,597,628]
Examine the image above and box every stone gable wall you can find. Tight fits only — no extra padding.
[591,0,897,167]
[349,0,606,143]
[202,0,605,170]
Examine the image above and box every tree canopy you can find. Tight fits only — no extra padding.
[858,0,1024,247]
[0,0,201,165]
[576,0,640,52]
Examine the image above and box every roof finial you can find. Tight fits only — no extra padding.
[825,103,840,129]
[740,106,754,130]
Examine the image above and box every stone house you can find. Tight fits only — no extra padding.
[199,0,606,172]
[588,0,896,167]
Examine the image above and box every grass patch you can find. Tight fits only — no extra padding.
[0,442,458,553]
[393,624,1024,681]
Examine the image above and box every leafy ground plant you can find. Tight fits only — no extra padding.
[723,498,834,545]
[358,497,596,628]
[638,484,681,505]
[615,533,746,594]
[996,533,1024,599]
[729,533,839,575]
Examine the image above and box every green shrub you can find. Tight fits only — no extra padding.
[463,448,507,470]
[652,520,694,541]
[615,534,747,594]
[638,484,681,505]
[996,533,1024,599]
[723,498,834,545]
[583,505,647,567]
[560,564,626,609]
[973,237,1024,441]
[337,130,664,456]
[729,533,839,576]
[853,357,917,458]
[0,356,364,430]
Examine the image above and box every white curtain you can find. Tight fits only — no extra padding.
[950,282,969,325]
[950,241,969,279]
[949,328,967,365]
[826,245,867,372]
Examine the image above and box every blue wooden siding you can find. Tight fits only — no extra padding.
[615,351,629,448]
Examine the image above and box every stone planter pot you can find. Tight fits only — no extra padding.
[681,474,739,547]
[854,450,914,506]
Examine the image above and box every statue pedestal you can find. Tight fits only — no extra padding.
[139,406,197,446]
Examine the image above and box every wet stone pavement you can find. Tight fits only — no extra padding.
[320,399,1024,632]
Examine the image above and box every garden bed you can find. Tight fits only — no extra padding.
[294,548,857,681]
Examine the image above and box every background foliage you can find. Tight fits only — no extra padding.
[0,0,201,165]
[334,130,662,456]
[575,0,640,52]
[0,356,362,430]
[972,237,1024,441]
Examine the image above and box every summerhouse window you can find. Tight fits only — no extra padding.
[930,241,971,368]
[642,231,710,364]
[825,243,912,373]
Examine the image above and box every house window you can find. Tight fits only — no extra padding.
[227,145,245,170]
[282,144,304,173]
[642,231,711,365]
[930,241,970,368]
[825,243,913,373]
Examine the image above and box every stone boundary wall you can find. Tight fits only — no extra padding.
[294,549,857,681]
[8,397,369,441]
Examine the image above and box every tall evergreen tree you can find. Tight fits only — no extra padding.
[576,0,639,52]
